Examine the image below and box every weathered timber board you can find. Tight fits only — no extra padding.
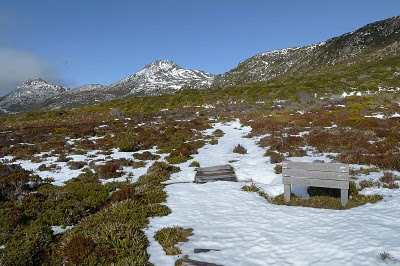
[196,174,237,179]
[282,161,349,173]
[195,165,237,183]
[196,170,234,175]
[194,248,221,253]
[282,176,349,189]
[197,165,232,171]
[182,259,222,266]
[282,168,349,180]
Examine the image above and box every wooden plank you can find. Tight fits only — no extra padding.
[341,189,348,206]
[196,175,237,181]
[284,184,291,202]
[197,165,232,171]
[196,174,236,179]
[194,248,221,253]
[196,178,236,183]
[282,176,349,189]
[282,168,349,180]
[282,161,349,173]
[196,170,235,176]
[195,174,236,177]
[197,168,234,173]
[182,259,222,266]
[195,164,237,183]
[196,175,235,179]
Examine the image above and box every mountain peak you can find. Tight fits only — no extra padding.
[143,60,180,71]
[22,78,48,86]
[0,78,69,112]
[108,59,214,95]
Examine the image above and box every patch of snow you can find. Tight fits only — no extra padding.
[51,225,74,235]
[365,113,385,119]
[365,113,400,119]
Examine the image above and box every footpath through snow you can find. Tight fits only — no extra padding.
[145,120,400,266]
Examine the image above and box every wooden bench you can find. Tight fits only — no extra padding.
[282,161,350,206]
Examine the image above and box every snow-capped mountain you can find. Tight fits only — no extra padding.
[0,78,68,113]
[42,83,113,110]
[0,61,215,112]
[107,60,215,96]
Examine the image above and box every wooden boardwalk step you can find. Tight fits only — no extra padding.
[197,165,232,171]
[194,248,221,253]
[182,259,222,266]
[195,164,237,183]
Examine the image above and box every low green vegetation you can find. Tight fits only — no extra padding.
[0,162,180,265]
[154,226,193,256]
[189,161,200,167]
[242,183,259,192]
[242,181,383,210]
[133,151,161,161]
[274,164,283,174]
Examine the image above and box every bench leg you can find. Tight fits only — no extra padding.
[341,189,348,206]
[284,184,291,203]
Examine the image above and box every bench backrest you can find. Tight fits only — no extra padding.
[282,161,349,181]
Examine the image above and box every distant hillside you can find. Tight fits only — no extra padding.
[212,16,400,87]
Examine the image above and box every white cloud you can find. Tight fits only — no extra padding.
[0,47,66,96]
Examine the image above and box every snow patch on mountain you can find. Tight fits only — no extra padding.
[73,84,104,92]
[108,60,215,95]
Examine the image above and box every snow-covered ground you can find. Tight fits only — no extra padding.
[167,120,283,195]
[2,147,166,186]
[146,120,400,266]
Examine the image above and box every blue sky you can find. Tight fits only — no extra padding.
[0,0,399,94]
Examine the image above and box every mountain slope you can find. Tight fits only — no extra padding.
[42,84,115,110]
[213,16,400,87]
[0,78,68,113]
[0,16,398,114]
[0,61,215,112]
[106,60,215,96]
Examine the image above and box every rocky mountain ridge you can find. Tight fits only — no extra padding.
[212,16,400,87]
[107,60,214,96]
[0,15,399,113]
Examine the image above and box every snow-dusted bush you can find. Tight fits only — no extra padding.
[233,144,247,154]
